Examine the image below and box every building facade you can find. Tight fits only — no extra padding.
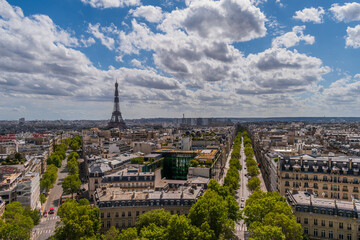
[288,191,360,240]
[278,155,360,200]
[94,186,203,231]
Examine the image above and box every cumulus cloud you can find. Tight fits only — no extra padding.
[293,7,325,24]
[130,5,163,23]
[346,25,360,48]
[239,48,330,95]
[322,75,360,104]
[81,0,140,9]
[88,23,115,50]
[330,2,360,22]
[272,26,315,48]
[159,0,267,42]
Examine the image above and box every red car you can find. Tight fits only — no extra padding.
[49,207,55,214]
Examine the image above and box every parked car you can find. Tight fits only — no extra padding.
[240,203,245,208]
[241,197,245,202]
[49,207,55,214]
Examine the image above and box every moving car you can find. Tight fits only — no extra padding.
[49,207,55,214]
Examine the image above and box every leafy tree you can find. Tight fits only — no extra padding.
[102,226,120,240]
[136,209,171,232]
[23,207,41,225]
[66,158,79,175]
[40,193,47,204]
[249,224,285,240]
[62,174,81,199]
[47,154,62,168]
[244,190,303,240]
[68,152,80,160]
[0,202,34,240]
[70,141,80,151]
[119,228,138,240]
[53,199,101,240]
[247,176,261,192]
[188,189,235,239]
[40,165,58,192]
[165,215,199,240]
[248,165,260,177]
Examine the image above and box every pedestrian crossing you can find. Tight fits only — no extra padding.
[32,228,53,236]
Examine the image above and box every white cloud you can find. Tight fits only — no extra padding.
[346,25,360,48]
[131,59,142,67]
[130,5,163,23]
[330,2,360,22]
[88,23,115,50]
[81,0,140,9]
[322,75,360,104]
[159,0,267,42]
[293,7,325,24]
[80,37,96,47]
[272,25,315,48]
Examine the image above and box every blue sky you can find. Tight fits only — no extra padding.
[0,0,360,120]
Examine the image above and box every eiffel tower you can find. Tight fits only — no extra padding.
[108,81,127,129]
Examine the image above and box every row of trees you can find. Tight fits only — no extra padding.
[63,147,82,199]
[243,131,261,192]
[224,132,242,193]
[244,190,303,240]
[0,202,41,240]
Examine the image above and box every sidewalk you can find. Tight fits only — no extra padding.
[253,155,267,192]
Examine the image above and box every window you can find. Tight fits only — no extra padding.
[102,222,104,228]
[329,221,333,227]
[122,212,125,217]
[285,173,289,179]
[304,182,309,188]
[314,219,318,225]
[107,212,111,218]
[314,183,318,189]
[101,213,104,218]
[343,177,348,183]
[314,175,318,180]
[115,212,119,218]
[339,233,344,240]
[354,178,358,184]
[285,181,290,186]
[128,220,132,227]
[136,211,140,217]
[122,221,125,227]
[323,184,328,190]
[321,220,325,226]
[107,221,111,228]
[348,234,352,240]
[314,229,318,237]
[323,176,327,181]
[348,224,352,230]
[340,222,344,229]
[304,218,308,224]
[115,222,119,228]
[354,187,359,193]
[128,211,132,217]
[329,231,333,239]
[95,179,98,184]
[321,230,326,238]
[297,217,301,223]
[304,228,308,234]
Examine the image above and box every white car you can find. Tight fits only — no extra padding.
[240,203,245,208]
[241,197,245,202]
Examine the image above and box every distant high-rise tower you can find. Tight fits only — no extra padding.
[108,81,126,129]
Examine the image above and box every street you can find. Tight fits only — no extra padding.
[32,164,68,240]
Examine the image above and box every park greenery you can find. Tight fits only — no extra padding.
[130,156,144,164]
[1,152,26,165]
[0,201,41,240]
[244,190,303,240]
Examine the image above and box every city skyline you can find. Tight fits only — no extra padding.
[1,0,360,120]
